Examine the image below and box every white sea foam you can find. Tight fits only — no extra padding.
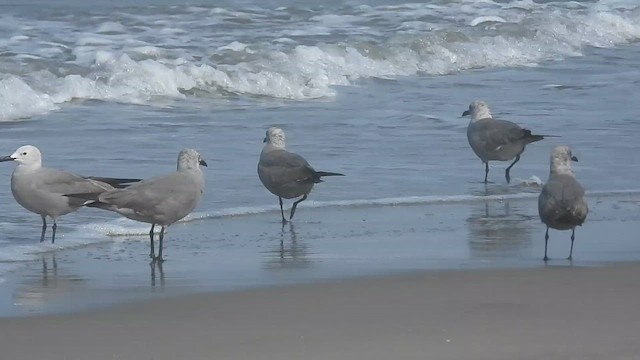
[0,77,58,121]
[0,1,638,120]
[88,188,640,235]
[129,46,164,57]
[516,176,544,187]
[470,16,508,26]
[77,36,115,46]
[218,41,251,52]
[42,192,546,241]
[96,21,127,34]
[10,35,29,41]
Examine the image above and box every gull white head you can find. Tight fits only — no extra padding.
[264,127,286,149]
[177,149,207,171]
[550,145,578,176]
[462,100,492,122]
[0,145,43,168]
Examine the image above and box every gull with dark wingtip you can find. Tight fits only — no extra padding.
[258,127,344,223]
[66,149,207,262]
[0,145,139,243]
[463,100,547,184]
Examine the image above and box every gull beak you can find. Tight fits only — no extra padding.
[0,155,14,162]
[199,159,208,167]
[462,110,470,117]
[263,137,267,143]
[571,156,578,162]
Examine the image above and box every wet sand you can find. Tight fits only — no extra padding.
[1,191,639,317]
[1,262,640,360]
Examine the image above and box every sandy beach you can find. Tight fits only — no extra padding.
[1,263,639,360]
[1,1,640,359]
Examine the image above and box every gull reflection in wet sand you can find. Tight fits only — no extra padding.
[150,260,165,288]
[467,200,533,258]
[41,254,58,287]
[13,254,85,311]
[263,223,313,270]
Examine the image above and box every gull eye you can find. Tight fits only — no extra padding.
[21,152,27,156]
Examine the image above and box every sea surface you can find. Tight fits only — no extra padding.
[1,0,640,315]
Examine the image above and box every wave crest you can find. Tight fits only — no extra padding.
[1,1,639,120]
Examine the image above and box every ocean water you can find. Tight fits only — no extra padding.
[1,0,640,313]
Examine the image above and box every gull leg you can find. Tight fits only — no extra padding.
[568,228,575,260]
[279,197,287,224]
[149,224,155,259]
[289,194,308,220]
[544,226,549,261]
[505,155,520,184]
[484,162,489,183]
[51,220,57,244]
[156,226,165,263]
[40,216,47,243]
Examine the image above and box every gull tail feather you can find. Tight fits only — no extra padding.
[315,171,345,177]
[86,177,141,189]
[63,192,107,208]
[312,171,345,183]
[522,129,555,144]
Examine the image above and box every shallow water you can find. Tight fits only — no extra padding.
[1,0,640,315]
[2,192,640,316]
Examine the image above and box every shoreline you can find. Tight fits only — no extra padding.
[1,191,639,317]
[1,262,639,359]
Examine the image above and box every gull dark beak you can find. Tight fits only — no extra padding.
[199,159,208,167]
[462,110,470,117]
[0,155,14,162]
[571,156,578,162]
[263,137,267,143]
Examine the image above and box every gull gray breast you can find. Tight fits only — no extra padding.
[538,145,588,261]
[258,127,344,223]
[67,149,207,262]
[462,100,546,184]
[0,145,139,243]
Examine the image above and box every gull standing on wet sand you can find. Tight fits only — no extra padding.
[66,149,207,262]
[0,145,139,243]
[463,100,546,183]
[258,127,344,223]
[538,145,588,261]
